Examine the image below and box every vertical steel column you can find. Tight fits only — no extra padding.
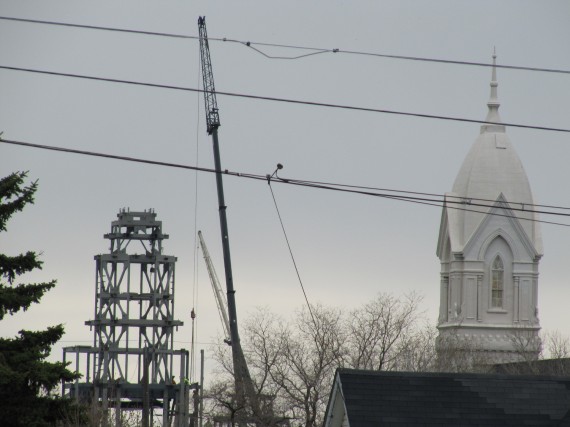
[200,349,205,427]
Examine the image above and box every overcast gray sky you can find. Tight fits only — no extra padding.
[1,0,570,381]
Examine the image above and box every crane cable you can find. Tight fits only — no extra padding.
[190,50,202,383]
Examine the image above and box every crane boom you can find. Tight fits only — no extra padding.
[198,16,220,135]
[198,14,241,353]
[198,230,231,344]
[198,16,262,423]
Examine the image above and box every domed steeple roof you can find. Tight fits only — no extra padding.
[443,52,543,255]
[436,53,543,363]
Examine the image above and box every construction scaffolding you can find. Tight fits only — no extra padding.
[63,209,195,426]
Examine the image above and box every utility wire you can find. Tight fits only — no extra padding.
[2,15,570,75]
[1,138,217,173]
[284,177,570,212]
[270,171,570,228]
[3,137,570,228]
[281,177,570,218]
[1,64,569,133]
[0,15,195,39]
[268,167,339,354]
[267,169,319,333]
[3,136,568,215]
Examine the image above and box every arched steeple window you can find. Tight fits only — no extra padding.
[491,256,504,308]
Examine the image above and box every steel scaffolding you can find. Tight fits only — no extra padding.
[63,209,195,426]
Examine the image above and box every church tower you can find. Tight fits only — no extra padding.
[436,52,542,363]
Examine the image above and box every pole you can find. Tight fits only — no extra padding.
[200,349,205,427]
[142,347,150,427]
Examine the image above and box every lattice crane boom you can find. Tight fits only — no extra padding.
[198,16,220,135]
[197,16,263,423]
[198,230,231,344]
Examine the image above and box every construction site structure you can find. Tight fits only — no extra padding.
[198,17,290,427]
[62,209,196,426]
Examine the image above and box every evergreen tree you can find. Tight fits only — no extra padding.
[0,172,79,426]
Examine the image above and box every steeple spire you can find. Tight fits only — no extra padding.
[481,48,505,133]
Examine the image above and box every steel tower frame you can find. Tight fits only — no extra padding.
[63,209,194,426]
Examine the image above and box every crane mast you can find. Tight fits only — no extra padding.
[198,16,261,423]
[198,230,231,344]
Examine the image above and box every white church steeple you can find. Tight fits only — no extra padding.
[481,48,505,133]
[436,52,542,364]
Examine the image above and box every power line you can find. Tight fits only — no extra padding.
[267,169,319,333]
[1,64,569,133]
[1,137,216,173]
[280,176,570,217]
[282,177,570,212]
[0,15,195,39]
[232,39,570,77]
[2,15,570,75]
[3,137,570,228]
[276,176,570,228]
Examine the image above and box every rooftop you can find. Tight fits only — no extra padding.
[325,369,570,426]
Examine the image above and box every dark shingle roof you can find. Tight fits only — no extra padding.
[336,369,570,427]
